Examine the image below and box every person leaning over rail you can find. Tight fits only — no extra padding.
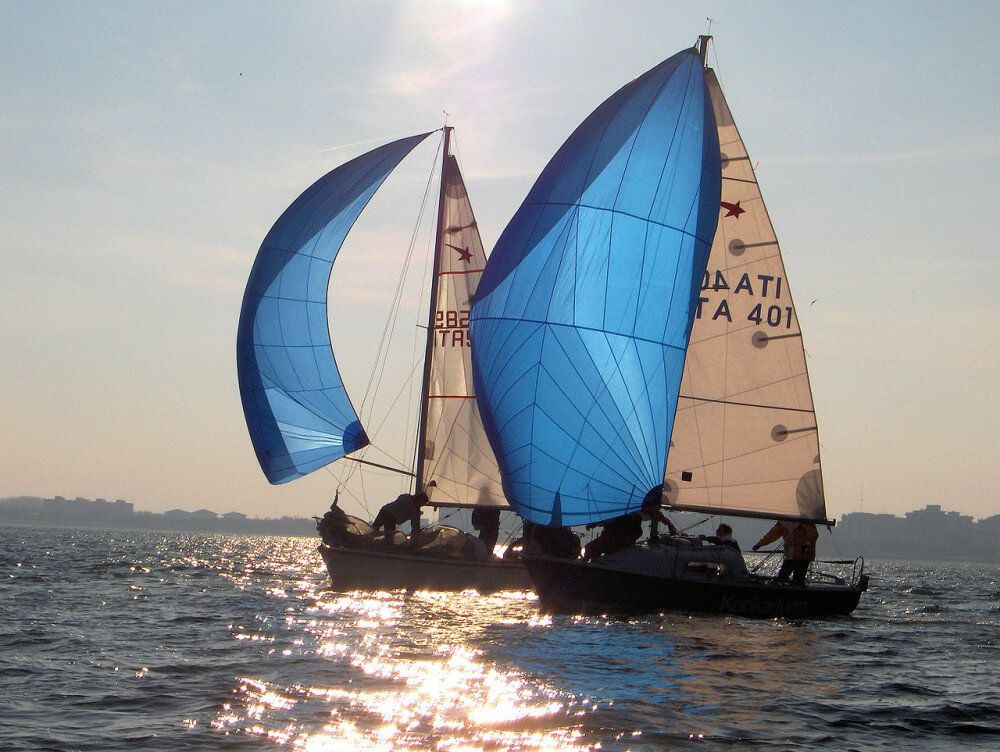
[583,487,677,561]
[372,492,428,537]
[753,521,818,586]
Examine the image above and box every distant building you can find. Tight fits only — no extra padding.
[977,514,1000,531]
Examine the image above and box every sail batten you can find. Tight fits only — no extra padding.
[471,49,721,526]
[237,132,432,484]
[664,66,828,522]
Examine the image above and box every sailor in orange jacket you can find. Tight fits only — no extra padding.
[753,521,818,586]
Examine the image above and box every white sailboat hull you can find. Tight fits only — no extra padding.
[318,544,532,593]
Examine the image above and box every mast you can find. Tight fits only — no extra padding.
[697,35,711,66]
[414,126,452,495]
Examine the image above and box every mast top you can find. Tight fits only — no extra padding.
[697,35,711,66]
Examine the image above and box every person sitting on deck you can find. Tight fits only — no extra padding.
[582,490,677,562]
[470,505,501,556]
[753,521,818,586]
[372,492,428,537]
[700,523,741,552]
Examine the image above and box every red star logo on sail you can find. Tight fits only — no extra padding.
[445,243,473,263]
[720,200,745,218]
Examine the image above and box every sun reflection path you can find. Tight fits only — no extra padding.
[215,580,591,752]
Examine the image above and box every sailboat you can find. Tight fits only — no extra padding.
[236,128,530,592]
[470,38,867,616]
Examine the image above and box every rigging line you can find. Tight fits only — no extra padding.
[323,464,372,518]
[358,464,372,516]
[346,456,415,477]
[363,439,412,469]
[680,516,712,533]
[710,32,724,86]
[367,352,428,449]
[314,135,414,154]
[405,152,440,488]
[358,132,443,418]
[344,140,440,493]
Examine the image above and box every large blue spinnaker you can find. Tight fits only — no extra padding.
[238,133,431,484]
[469,49,721,526]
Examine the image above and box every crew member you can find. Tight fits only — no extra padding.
[583,490,676,561]
[471,505,501,555]
[316,494,350,545]
[753,521,818,586]
[372,492,428,537]
[700,523,741,551]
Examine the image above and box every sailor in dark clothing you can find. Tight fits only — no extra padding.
[316,494,350,545]
[700,523,741,551]
[470,505,501,555]
[582,488,677,561]
[527,523,581,559]
[582,513,642,561]
[641,483,678,541]
[372,492,428,536]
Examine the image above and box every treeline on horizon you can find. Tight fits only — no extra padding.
[0,496,316,536]
[1,496,998,563]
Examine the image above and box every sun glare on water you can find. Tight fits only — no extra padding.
[214,583,588,751]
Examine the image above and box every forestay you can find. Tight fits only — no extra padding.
[420,154,507,508]
[664,69,829,523]
[237,133,431,484]
[470,49,721,526]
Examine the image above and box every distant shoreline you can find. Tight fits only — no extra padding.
[3,495,998,565]
[1,520,316,538]
[0,495,317,537]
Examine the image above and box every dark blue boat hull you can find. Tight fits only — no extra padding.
[525,555,863,618]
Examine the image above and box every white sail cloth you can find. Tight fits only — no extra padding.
[420,155,507,508]
[664,69,828,523]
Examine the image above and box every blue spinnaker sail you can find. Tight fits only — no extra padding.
[469,49,721,526]
[238,132,431,484]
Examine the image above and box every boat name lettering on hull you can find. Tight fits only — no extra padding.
[718,593,808,617]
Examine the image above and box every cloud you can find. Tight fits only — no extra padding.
[376,1,517,97]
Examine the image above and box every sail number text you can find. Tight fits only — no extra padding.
[695,270,795,329]
[435,309,472,347]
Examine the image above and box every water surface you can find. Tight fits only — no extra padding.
[2,527,997,750]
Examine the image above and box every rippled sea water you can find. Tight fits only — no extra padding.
[1,527,998,751]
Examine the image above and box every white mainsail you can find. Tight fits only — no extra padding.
[420,153,507,508]
[664,67,828,523]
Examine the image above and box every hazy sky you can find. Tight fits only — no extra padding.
[2,1,998,521]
